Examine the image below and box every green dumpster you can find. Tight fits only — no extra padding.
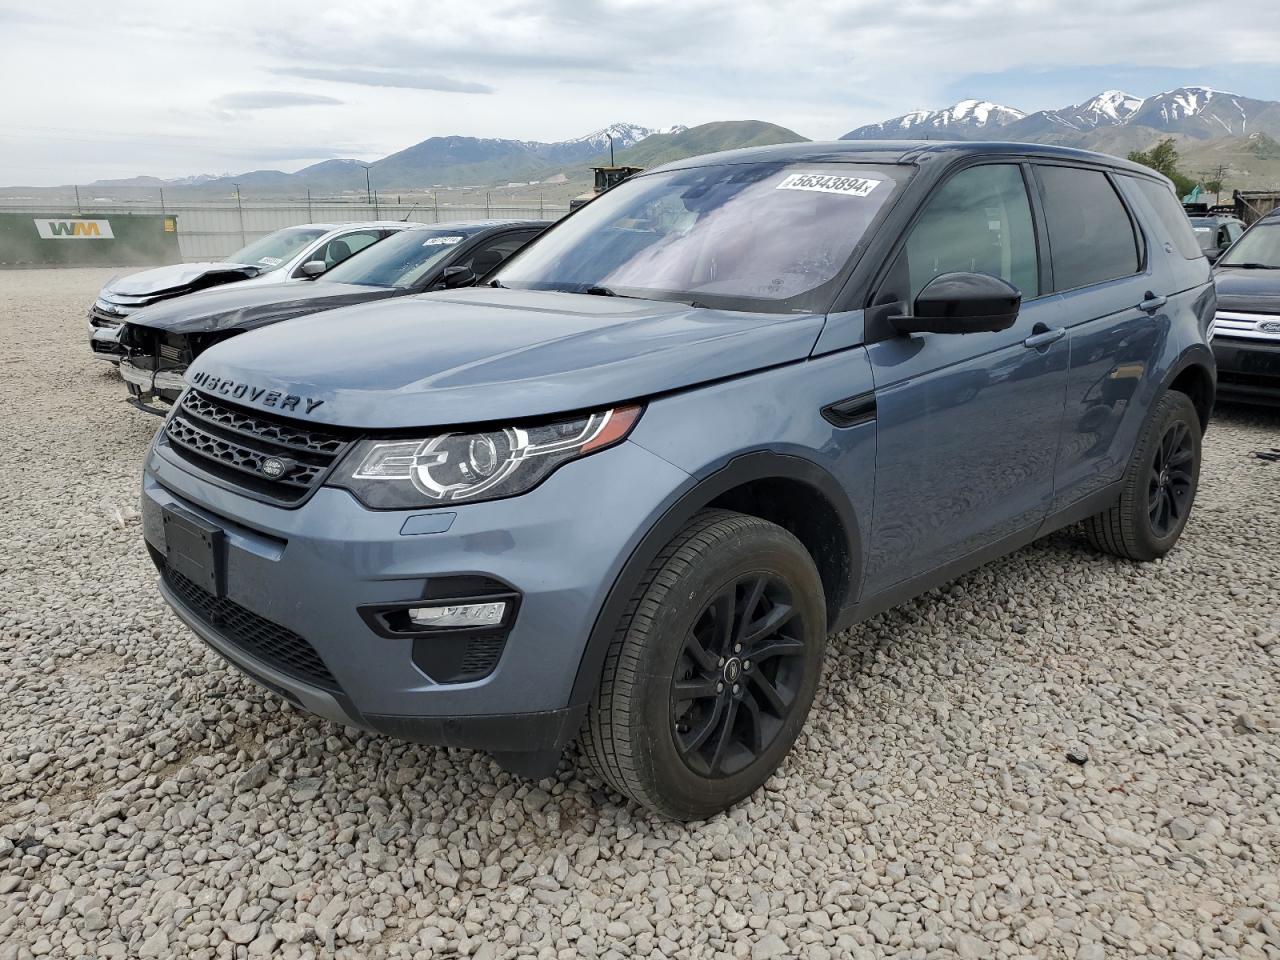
[0,212,181,266]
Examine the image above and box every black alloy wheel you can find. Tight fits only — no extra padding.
[671,574,807,778]
[1147,421,1195,538]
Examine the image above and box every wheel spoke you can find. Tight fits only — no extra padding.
[683,634,719,673]
[735,577,767,644]
[1157,487,1172,531]
[749,634,806,663]
[738,692,765,755]
[748,670,788,715]
[680,696,726,754]
[1167,448,1194,470]
[708,698,740,774]
[741,601,796,647]
[673,677,721,703]
[713,591,735,655]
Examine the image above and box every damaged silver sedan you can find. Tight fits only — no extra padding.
[87,222,407,362]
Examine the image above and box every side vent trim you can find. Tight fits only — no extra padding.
[822,392,877,428]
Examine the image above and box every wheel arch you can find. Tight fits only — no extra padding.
[567,451,862,707]
[1160,344,1215,432]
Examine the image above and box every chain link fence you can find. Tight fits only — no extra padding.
[0,199,570,261]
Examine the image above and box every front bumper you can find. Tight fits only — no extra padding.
[88,318,125,361]
[120,359,185,407]
[1214,335,1280,406]
[141,433,691,762]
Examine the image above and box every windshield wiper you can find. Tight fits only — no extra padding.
[487,278,506,288]
[1229,262,1280,269]
[583,285,620,297]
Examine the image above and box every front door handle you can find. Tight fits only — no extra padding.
[1138,292,1168,313]
[1023,324,1066,350]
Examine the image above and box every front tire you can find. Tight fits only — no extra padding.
[582,510,827,820]
[1083,389,1202,561]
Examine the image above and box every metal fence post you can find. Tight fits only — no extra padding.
[485,192,491,218]
[374,191,380,220]
[74,185,82,215]
[433,193,439,223]
[234,184,246,247]
[306,189,313,223]
[539,193,544,219]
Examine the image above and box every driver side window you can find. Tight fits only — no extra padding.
[895,164,1040,304]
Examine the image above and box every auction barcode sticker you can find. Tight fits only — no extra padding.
[776,172,881,197]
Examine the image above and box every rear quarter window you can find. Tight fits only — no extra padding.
[1129,177,1206,260]
[1036,165,1141,291]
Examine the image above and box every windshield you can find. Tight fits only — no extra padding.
[319,227,477,288]
[496,162,907,313]
[1218,222,1280,268]
[225,227,327,271]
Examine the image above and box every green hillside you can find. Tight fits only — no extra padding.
[606,121,809,168]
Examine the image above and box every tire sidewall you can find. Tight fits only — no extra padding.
[628,529,827,819]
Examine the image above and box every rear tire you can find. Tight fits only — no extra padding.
[1083,389,1201,561]
[581,510,827,820]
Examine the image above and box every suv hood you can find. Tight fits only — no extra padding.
[1214,266,1280,313]
[126,281,401,335]
[106,262,260,299]
[186,288,827,429]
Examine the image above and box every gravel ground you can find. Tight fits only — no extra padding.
[1,266,1278,960]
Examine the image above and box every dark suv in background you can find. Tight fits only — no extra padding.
[1212,209,1280,404]
[140,142,1215,818]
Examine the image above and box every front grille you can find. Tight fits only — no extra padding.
[164,390,352,506]
[163,564,340,692]
[456,636,506,681]
[1214,310,1280,342]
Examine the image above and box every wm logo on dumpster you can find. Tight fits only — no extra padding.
[34,218,114,239]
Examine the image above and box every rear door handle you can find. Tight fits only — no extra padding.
[1023,325,1066,349]
[1138,293,1167,312]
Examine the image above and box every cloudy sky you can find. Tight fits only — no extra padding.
[3,0,1278,186]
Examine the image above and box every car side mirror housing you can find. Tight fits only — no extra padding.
[890,272,1022,336]
[299,260,327,278]
[437,266,476,290]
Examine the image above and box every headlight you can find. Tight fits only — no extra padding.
[329,404,642,508]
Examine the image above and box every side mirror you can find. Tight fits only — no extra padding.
[437,265,476,290]
[891,272,1021,336]
[298,260,327,278]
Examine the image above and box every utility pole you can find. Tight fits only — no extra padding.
[233,184,246,247]
[361,166,373,207]
[74,185,82,215]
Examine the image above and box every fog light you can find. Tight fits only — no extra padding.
[407,601,507,628]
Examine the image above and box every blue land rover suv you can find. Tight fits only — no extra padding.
[140,142,1215,819]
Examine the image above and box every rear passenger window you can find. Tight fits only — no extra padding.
[899,164,1040,302]
[1037,166,1140,290]
[1129,177,1205,260]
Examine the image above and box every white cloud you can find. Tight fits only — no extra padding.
[0,0,1276,184]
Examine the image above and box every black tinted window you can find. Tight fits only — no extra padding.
[1037,166,1140,290]
[900,164,1039,301]
[1135,178,1207,260]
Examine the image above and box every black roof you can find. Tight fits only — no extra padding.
[650,140,1164,181]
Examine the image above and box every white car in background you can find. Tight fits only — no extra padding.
[87,221,410,362]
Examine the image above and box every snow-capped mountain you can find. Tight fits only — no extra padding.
[534,122,687,164]
[842,86,1280,144]
[1127,86,1280,138]
[841,99,1026,139]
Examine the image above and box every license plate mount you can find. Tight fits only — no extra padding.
[161,506,225,597]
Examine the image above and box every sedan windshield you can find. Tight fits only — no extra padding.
[225,227,327,271]
[1218,222,1280,268]
[496,162,907,313]
[319,228,478,288]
